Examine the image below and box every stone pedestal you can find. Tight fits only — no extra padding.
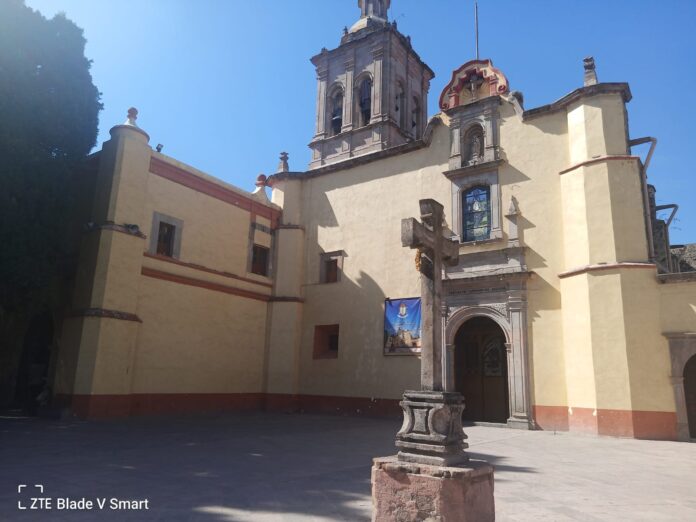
[371,457,495,522]
[396,390,468,466]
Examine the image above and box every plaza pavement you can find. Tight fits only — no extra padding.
[1,412,694,521]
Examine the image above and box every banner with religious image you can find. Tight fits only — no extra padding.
[384,297,422,355]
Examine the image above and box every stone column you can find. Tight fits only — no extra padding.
[314,64,328,139]
[370,46,384,123]
[448,115,462,170]
[507,287,531,429]
[342,57,355,132]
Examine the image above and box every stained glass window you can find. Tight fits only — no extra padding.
[463,186,491,241]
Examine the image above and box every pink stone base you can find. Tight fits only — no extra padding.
[371,456,495,521]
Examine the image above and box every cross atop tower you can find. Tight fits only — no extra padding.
[359,0,390,21]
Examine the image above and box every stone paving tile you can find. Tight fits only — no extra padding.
[1,413,695,521]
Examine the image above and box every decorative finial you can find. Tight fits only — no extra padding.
[124,107,139,126]
[277,152,289,173]
[252,174,269,201]
[343,26,348,35]
[583,56,598,86]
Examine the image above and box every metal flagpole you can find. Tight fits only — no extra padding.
[475,1,479,60]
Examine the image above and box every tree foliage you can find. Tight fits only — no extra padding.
[0,0,102,312]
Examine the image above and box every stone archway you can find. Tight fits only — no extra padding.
[445,305,531,429]
[665,333,696,441]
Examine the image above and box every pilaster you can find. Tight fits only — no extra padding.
[57,111,151,414]
[342,57,355,132]
[265,178,305,408]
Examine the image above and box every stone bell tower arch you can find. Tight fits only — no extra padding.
[308,0,434,169]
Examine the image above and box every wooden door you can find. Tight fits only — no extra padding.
[684,356,696,439]
[455,317,509,424]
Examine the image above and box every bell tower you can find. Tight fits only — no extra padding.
[308,0,434,169]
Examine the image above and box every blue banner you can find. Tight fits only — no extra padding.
[384,298,421,355]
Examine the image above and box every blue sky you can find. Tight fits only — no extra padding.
[26,0,696,243]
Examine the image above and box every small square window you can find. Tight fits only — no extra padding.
[156,222,176,257]
[320,251,344,283]
[324,258,338,283]
[149,212,183,258]
[313,324,340,359]
[251,244,269,276]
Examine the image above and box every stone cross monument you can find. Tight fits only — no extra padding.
[371,198,495,521]
[396,199,468,466]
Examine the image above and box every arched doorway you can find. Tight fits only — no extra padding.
[13,311,54,415]
[454,316,509,424]
[684,355,696,439]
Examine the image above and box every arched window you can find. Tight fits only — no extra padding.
[357,78,372,127]
[462,186,491,241]
[395,83,406,130]
[329,89,344,136]
[411,96,421,139]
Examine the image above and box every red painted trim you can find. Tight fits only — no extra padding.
[559,155,640,175]
[532,405,569,432]
[143,252,273,289]
[533,405,677,440]
[149,157,281,225]
[568,407,598,434]
[141,266,271,302]
[57,393,265,418]
[558,262,656,279]
[57,393,400,419]
[264,393,301,413]
[267,394,401,417]
[54,394,678,440]
[72,308,143,323]
[630,410,677,440]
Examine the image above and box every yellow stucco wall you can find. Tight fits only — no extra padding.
[660,280,696,333]
[296,131,451,399]
[132,276,267,393]
[62,126,276,399]
[499,105,568,408]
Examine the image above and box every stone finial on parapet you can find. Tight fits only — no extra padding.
[277,152,289,173]
[124,107,139,126]
[584,56,598,86]
[252,174,269,202]
[110,107,149,142]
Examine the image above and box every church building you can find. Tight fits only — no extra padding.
[20,0,696,441]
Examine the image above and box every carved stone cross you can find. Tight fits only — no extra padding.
[397,199,468,467]
[401,199,459,391]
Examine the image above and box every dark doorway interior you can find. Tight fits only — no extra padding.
[684,355,696,439]
[454,316,509,424]
[13,311,54,415]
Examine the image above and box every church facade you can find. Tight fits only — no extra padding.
[33,1,696,441]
